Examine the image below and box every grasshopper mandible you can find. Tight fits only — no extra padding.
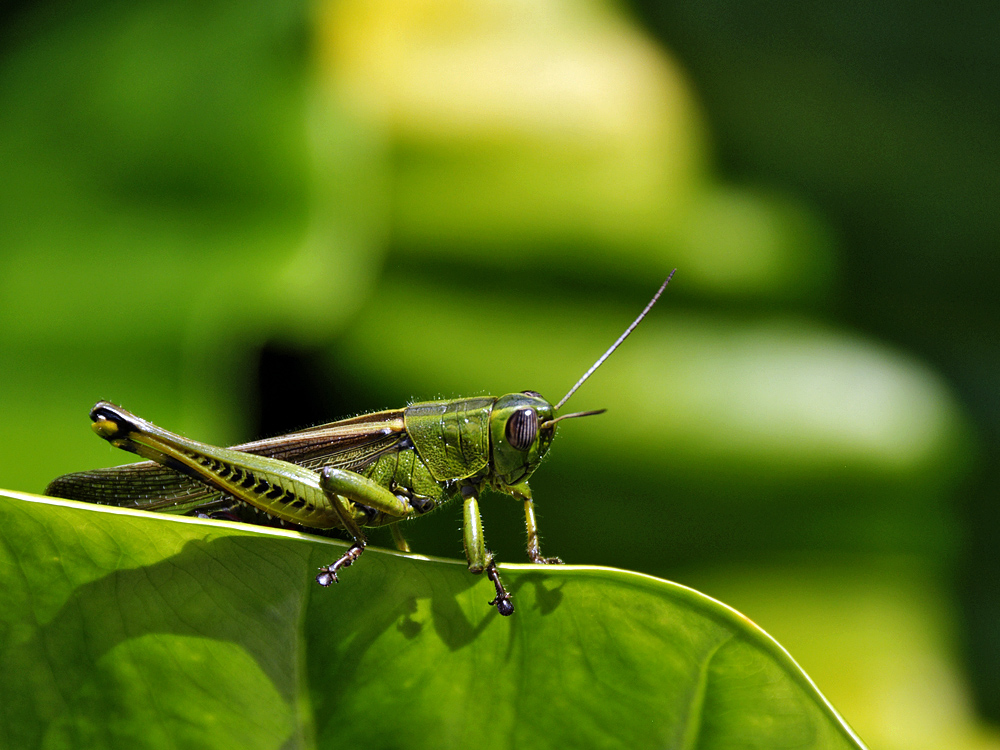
[47,272,675,616]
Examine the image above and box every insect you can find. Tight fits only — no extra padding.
[47,272,675,616]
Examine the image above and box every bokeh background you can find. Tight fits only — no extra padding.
[1,1,997,748]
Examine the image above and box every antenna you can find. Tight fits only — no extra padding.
[553,270,676,411]
[539,409,606,431]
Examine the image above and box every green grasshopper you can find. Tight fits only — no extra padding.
[47,272,675,616]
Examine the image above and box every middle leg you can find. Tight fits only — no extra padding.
[461,484,513,616]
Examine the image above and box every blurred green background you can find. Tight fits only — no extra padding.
[0,1,996,747]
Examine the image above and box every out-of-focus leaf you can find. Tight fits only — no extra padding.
[321,0,833,299]
[1,490,866,750]
[331,276,965,477]
[0,0,388,489]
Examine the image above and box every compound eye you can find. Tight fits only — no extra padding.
[505,407,538,451]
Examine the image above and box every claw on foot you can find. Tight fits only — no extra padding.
[316,543,365,587]
[486,560,514,616]
[529,554,564,565]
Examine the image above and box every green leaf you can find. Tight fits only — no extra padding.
[0,490,866,750]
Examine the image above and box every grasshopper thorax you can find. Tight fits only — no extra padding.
[489,391,556,487]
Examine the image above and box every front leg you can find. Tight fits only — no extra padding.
[512,482,563,565]
[461,485,513,616]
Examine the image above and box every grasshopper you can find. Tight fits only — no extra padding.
[48,272,675,616]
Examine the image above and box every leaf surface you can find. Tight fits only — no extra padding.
[0,490,866,750]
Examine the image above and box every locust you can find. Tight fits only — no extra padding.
[47,272,675,616]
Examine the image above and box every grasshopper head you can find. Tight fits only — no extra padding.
[489,392,556,487]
